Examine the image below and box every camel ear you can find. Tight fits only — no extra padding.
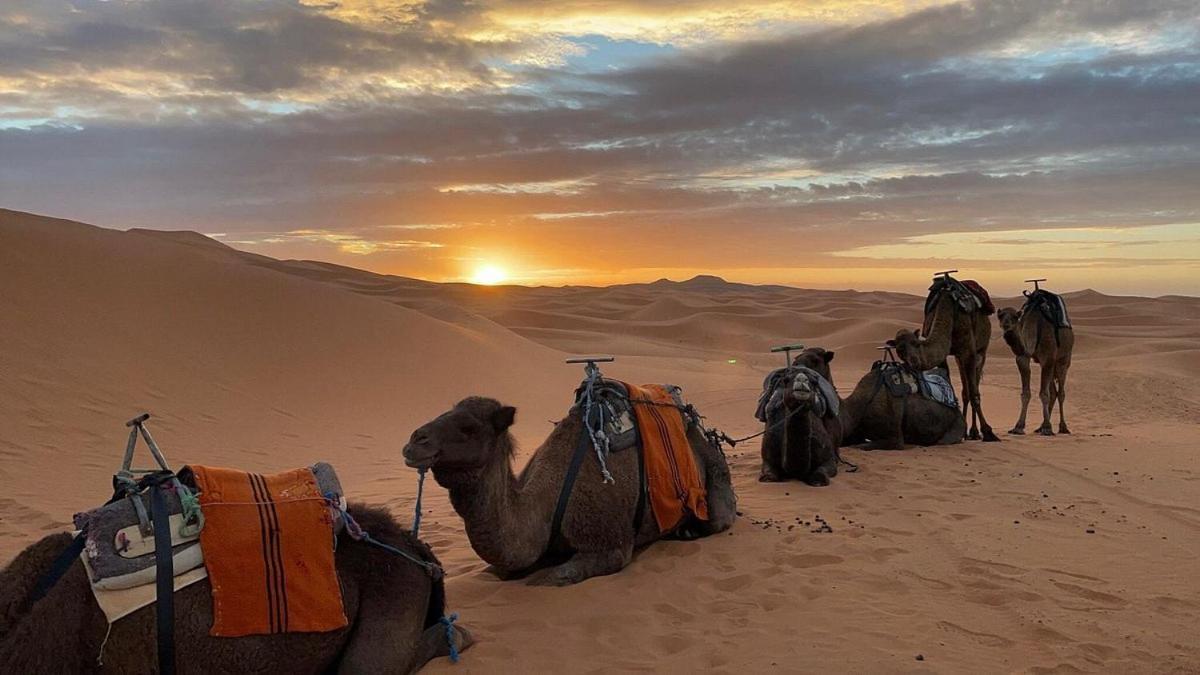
[823,350,835,363]
[491,405,516,432]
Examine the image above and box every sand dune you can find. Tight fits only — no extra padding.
[2,208,1198,672]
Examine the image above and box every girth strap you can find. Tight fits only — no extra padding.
[148,472,177,675]
[28,532,86,606]
[549,407,648,552]
[548,420,594,550]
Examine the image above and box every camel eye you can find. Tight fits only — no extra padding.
[458,423,478,436]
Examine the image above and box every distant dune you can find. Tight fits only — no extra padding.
[2,208,1198,672]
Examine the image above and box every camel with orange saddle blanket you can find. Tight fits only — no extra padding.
[403,357,738,586]
[1,414,470,673]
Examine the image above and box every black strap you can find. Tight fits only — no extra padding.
[548,418,594,550]
[28,532,86,605]
[631,421,648,536]
[149,476,176,675]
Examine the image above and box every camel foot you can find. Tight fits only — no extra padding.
[1036,426,1055,437]
[981,429,1000,443]
[967,430,981,441]
[805,473,830,487]
[1058,424,1071,435]
[1008,427,1026,435]
[525,565,581,586]
[758,470,783,482]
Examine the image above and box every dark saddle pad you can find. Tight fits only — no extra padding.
[873,361,958,409]
[572,378,691,454]
[925,277,995,316]
[1023,289,1071,328]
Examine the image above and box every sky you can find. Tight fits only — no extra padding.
[1,0,1198,296]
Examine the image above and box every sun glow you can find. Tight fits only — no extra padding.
[471,264,509,285]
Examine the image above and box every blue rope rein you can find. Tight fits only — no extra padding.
[324,484,461,664]
[440,613,460,663]
[412,467,426,538]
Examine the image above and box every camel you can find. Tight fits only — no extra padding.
[998,304,1074,435]
[839,362,966,449]
[402,395,737,586]
[758,347,842,485]
[890,281,1000,442]
[0,504,471,673]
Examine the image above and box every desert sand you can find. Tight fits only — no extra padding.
[2,208,1198,673]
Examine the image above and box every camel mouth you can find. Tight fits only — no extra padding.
[402,446,440,469]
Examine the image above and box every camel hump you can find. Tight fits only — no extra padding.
[1022,288,1072,328]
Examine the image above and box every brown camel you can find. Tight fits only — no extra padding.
[402,396,737,586]
[839,362,966,449]
[0,505,471,673]
[891,284,1000,442]
[758,347,842,485]
[998,305,1074,435]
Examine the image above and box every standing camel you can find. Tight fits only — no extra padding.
[997,290,1074,435]
[402,395,737,586]
[0,505,471,673]
[890,276,1000,442]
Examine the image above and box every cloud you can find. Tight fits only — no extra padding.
[0,0,1198,293]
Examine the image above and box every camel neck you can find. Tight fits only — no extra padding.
[445,420,574,572]
[918,296,955,365]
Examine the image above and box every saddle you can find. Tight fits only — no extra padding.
[873,361,959,409]
[557,375,705,538]
[571,378,692,454]
[74,462,345,590]
[925,276,995,316]
[755,366,840,422]
[1022,288,1071,328]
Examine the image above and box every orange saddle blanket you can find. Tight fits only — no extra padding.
[189,465,347,637]
[620,383,709,532]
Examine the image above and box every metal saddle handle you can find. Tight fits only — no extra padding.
[771,343,806,366]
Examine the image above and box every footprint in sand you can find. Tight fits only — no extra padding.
[936,620,1015,648]
[779,552,844,568]
[1052,581,1128,609]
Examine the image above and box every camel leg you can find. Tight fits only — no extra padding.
[1010,355,1032,434]
[691,429,737,535]
[1056,361,1071,435]
[338,543,450,674]
[1035,364,1055,436]
[758,426,784,482]
[807,446,837,486]
[955,358,979,440]
[527,544,633,587]
[969,350,1000,442]
[866,406,905,450]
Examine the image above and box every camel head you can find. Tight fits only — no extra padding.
[887,328,937,370]
[791,347,835,383]
[777,347,835,412]
[997,307,1021,332]
[403,397,517,475]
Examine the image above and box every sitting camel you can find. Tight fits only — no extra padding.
[757,347,842,485]
[1,505,471,673]
[998,303,1074,435]
[840,360,965,450]
[891,278,1000,442]
[403,396,737,586]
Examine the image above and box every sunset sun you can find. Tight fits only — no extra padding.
[471,264,508,286]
